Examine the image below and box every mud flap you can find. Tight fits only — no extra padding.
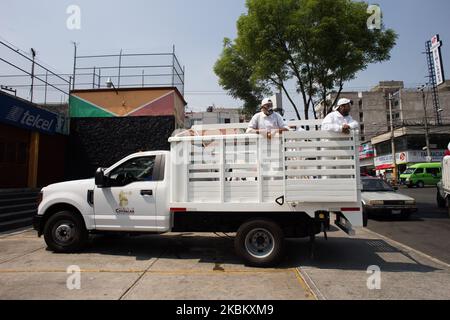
[335,213,355,236]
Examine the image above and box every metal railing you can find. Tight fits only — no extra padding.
[72,45,185,95]
[0,40,186,107]
[0,40,71,106]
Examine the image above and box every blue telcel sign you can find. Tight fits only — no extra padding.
[0,91,68,135]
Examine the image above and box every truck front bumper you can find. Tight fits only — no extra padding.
[33,215,43,237]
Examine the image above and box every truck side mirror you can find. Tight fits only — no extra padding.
[95,168,108,188]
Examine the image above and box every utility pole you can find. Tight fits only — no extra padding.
[388,92,398,185]
[72,42,77,90]
[419,85,432,162]
[30,48,36,103]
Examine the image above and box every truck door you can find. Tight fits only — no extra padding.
[94,155,160,231]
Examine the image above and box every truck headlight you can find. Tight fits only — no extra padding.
[369,200,384,205]
[405,200,415,205]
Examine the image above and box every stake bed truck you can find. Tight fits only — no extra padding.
[33,120,363,267]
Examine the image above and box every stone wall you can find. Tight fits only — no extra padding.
[67,116,175,180]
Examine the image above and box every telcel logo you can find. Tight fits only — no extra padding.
[21,111,54,131]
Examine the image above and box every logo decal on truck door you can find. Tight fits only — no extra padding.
[119,191,131,207]
[116,191,135,215]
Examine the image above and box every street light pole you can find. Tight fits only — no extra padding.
[388,93,398,185]
[419,85,432,162]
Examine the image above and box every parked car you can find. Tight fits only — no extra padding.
[361,177,417,226]
[399,163,442,188]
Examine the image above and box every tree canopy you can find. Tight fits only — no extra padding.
[214,0,397,119]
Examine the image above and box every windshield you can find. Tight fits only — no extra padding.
[402,168,415,175]
[362,179,394,192]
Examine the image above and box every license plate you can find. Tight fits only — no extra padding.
[392,209,402,215]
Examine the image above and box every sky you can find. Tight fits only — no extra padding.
[0,0,450,118]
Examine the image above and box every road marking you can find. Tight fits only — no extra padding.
[362,228,450,269]
[0,227,33,238]
[0,247,45,265]
[292,268,317,300]
[296,267,326,300]
[119,256,162,300]
[0,268,294,275]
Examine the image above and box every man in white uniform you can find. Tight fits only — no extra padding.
[321,98,359,133]
[247,98,290,138]
[321,98,359,179]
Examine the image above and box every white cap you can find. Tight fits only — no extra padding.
[261,98,273,107]
[333,98,352,111]
[448,142,450,150]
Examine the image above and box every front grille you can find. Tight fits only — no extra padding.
[384,200,405,205]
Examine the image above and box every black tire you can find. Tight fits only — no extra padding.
[43,211,88,253]
[235,219,284,268]
[447,197,450,218]
[437,189,446,208]
[416,181,425,188]
[362,207,369,227]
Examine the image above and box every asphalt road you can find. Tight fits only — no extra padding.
[367,186,450,264]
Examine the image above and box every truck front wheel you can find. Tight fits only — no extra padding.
[235,219,284,267]
[43,211,88,253]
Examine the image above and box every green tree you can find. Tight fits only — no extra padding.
[214,0,397,119]
[213,38,269,118]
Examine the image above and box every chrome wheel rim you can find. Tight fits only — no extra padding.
[244,228,275,259]
[53,221,75,245]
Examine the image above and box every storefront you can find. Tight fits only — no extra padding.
[0,91,69,188]
[359,142,375,176]
[374,150,446,177]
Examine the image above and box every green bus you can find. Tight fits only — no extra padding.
[400,163,442,188]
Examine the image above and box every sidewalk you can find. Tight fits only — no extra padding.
[288,227,450,300]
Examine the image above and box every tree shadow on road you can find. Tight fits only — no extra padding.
[282,234,443,273]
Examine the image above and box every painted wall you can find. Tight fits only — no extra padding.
[69,88,186,121]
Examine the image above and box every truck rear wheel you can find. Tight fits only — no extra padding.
[448,197,450,218]
[43,211,88,253]
[235,219,284,267]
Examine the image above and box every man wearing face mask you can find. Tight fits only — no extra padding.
[321,98,359,134]
[246,98,290,137]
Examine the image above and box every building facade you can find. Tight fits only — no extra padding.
[371,125,450,174]
[0,91,69,188]
[315,81,450,143]
[185,107,244,128]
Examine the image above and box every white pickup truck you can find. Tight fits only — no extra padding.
[437,155,450,216]
[33,120,363,267]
